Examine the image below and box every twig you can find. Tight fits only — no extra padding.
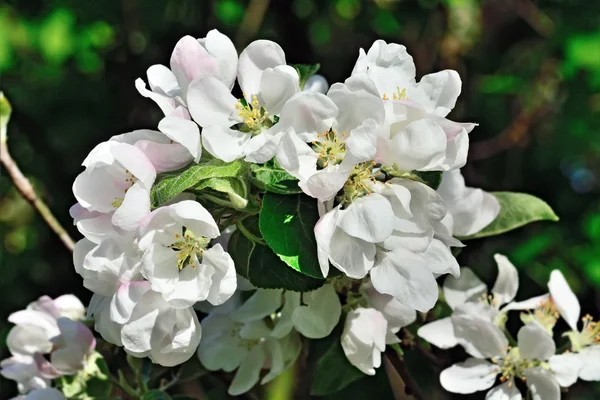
[236,0,270,48]
[0,140,75,252]
[384,350,426,400]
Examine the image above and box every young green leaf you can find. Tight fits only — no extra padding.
[228,229,324,291]
[151,158,249,207]
[195,176,249,210]
[459,192,559,240]
[292,63,320,89]
[251,160,302,195]
[259,193,323,278]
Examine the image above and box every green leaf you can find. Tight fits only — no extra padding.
[411,170,443,190]
[196,176,249,210]
[142,390,173,400]
[459,192,559,240]
[310,330,364,396]
[251,160,302,195]
[151,158,249,207]
[59,351,113,399]
[259,193,323,278]
[292,63,320,89]
[228,228,325,291]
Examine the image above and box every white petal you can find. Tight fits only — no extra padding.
[367,285,416,332]
[260,66,300,115]
[328,228,375,279]
[501,294,550,313]
[111,183,150,232]
[135,77,176,116]
[422,239,460,278]
[158,116,202,162]
[391,119,447,171]
[110,281,152,324]
[111,142,157,190]
[200,29,238,90]
[243,130,282,163]
[271,291,301,339]
[238,40,286,97]
[7,325,53,356]
[443,267,487,310]
[292,284,341,339]
[370,247,437,312]
[169,200,220,238]
[344,119,379,162]
[313,207,339,277]
[275,130,318,181]
[141,243,179,297]
[525,367,560,400]
[484,381,522,400]
[277,92,338,141]
[8,310,59,338]
[147,64,179,96]
[548,352,582,387]
[231,289,283,323]
[151,306,201,366]
[228,344,266,396]
[202,244,237,306]
[120,291,165,354]
[341,308,387,376]
[491,254,519,306]
[170,35,219,96]
[439,358,498,394]
[261,339,284,384]
[133,139,193,173]
[452,310,508,358]
[337,193,394,243]
[51,295,85,321]
[304,168,350,201]
[417,318,458,349]
[187,76,239,128]
[548,270,580,331]
[517,321,556,360]
[415,70,462,116]
[202,125,250,162]
[327,74,384,133]
[578,346,600,381]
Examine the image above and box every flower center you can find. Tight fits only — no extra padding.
[492,347,529,384]
[169,229,210,271]
[231,322,261,350]
[520,298,559,335]
[382,87,409,101]
[236,95,269,133]
[568,315,600,352]
[312,129,347,168]
[338,162,383,206]
[112,169,136,208]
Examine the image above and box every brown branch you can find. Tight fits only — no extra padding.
[236,0,270,48]
[384,350,426,400]
[1,140,75,252]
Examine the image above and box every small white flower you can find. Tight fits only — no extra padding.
[72,141,154,239]
[1,355,49,394]
[75,235,202,367]
[437,169,500,237]
[340,280,416,375]
[138,200,237,308]
[352,39,475,172]
[135,30,238,115]
[441,319,577,400]
[198,289,301,396]
[12,387,66,400]
[418,254,519,348]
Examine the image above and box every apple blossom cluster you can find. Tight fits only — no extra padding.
[418,255,600,399]
[0,295,94,400]
[3,30,577,398]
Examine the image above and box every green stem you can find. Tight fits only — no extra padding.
[111,371,140,399]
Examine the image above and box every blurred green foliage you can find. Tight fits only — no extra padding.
[1,0,600,398]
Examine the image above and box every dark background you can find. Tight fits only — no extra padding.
[1,0,599,398]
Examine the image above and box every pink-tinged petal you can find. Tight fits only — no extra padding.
[158,115,202,162]
[8,310,59,338]
[187,76,240,128]
[110,281,151,324]
[134,139,193,173]
[135,78,177,116]
[110,143,156,190]
[170,35,219,95]
[238,40,286,98]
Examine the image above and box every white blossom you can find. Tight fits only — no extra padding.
[12,388,66,400]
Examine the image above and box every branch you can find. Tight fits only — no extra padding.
[384,349,426,400]
[236,0,270,48]
[1,132,75,253]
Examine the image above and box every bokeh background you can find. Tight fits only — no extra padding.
[1,0,599,398]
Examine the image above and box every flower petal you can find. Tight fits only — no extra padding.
[187,76,239,128]
[337,193,395,243]
[329,228,375,279]
[417,317,458,349]
[439,358,498,394]
[110,281,152,324]
[390,119,447,171]
[292,284,341,339]
[277,92,338,141]
[341,308,387,376]
[260,66,300,115]
[202,244,237,306]
[414,70,462,116]
[228,344,266,396]
[238,40,286,98]
[525,367,560,400]
[548,270,580,331]
[170,35,220,96]
[452,308,507,358]
[443,267,487,310]
[313,207,339,277]
[158,116,202,162]
[200,29,238,89]
[111,182,150,232]
[484,380,522,400]
[517,322,555,361]
[548,352,582,387]
[491,254,519,306]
